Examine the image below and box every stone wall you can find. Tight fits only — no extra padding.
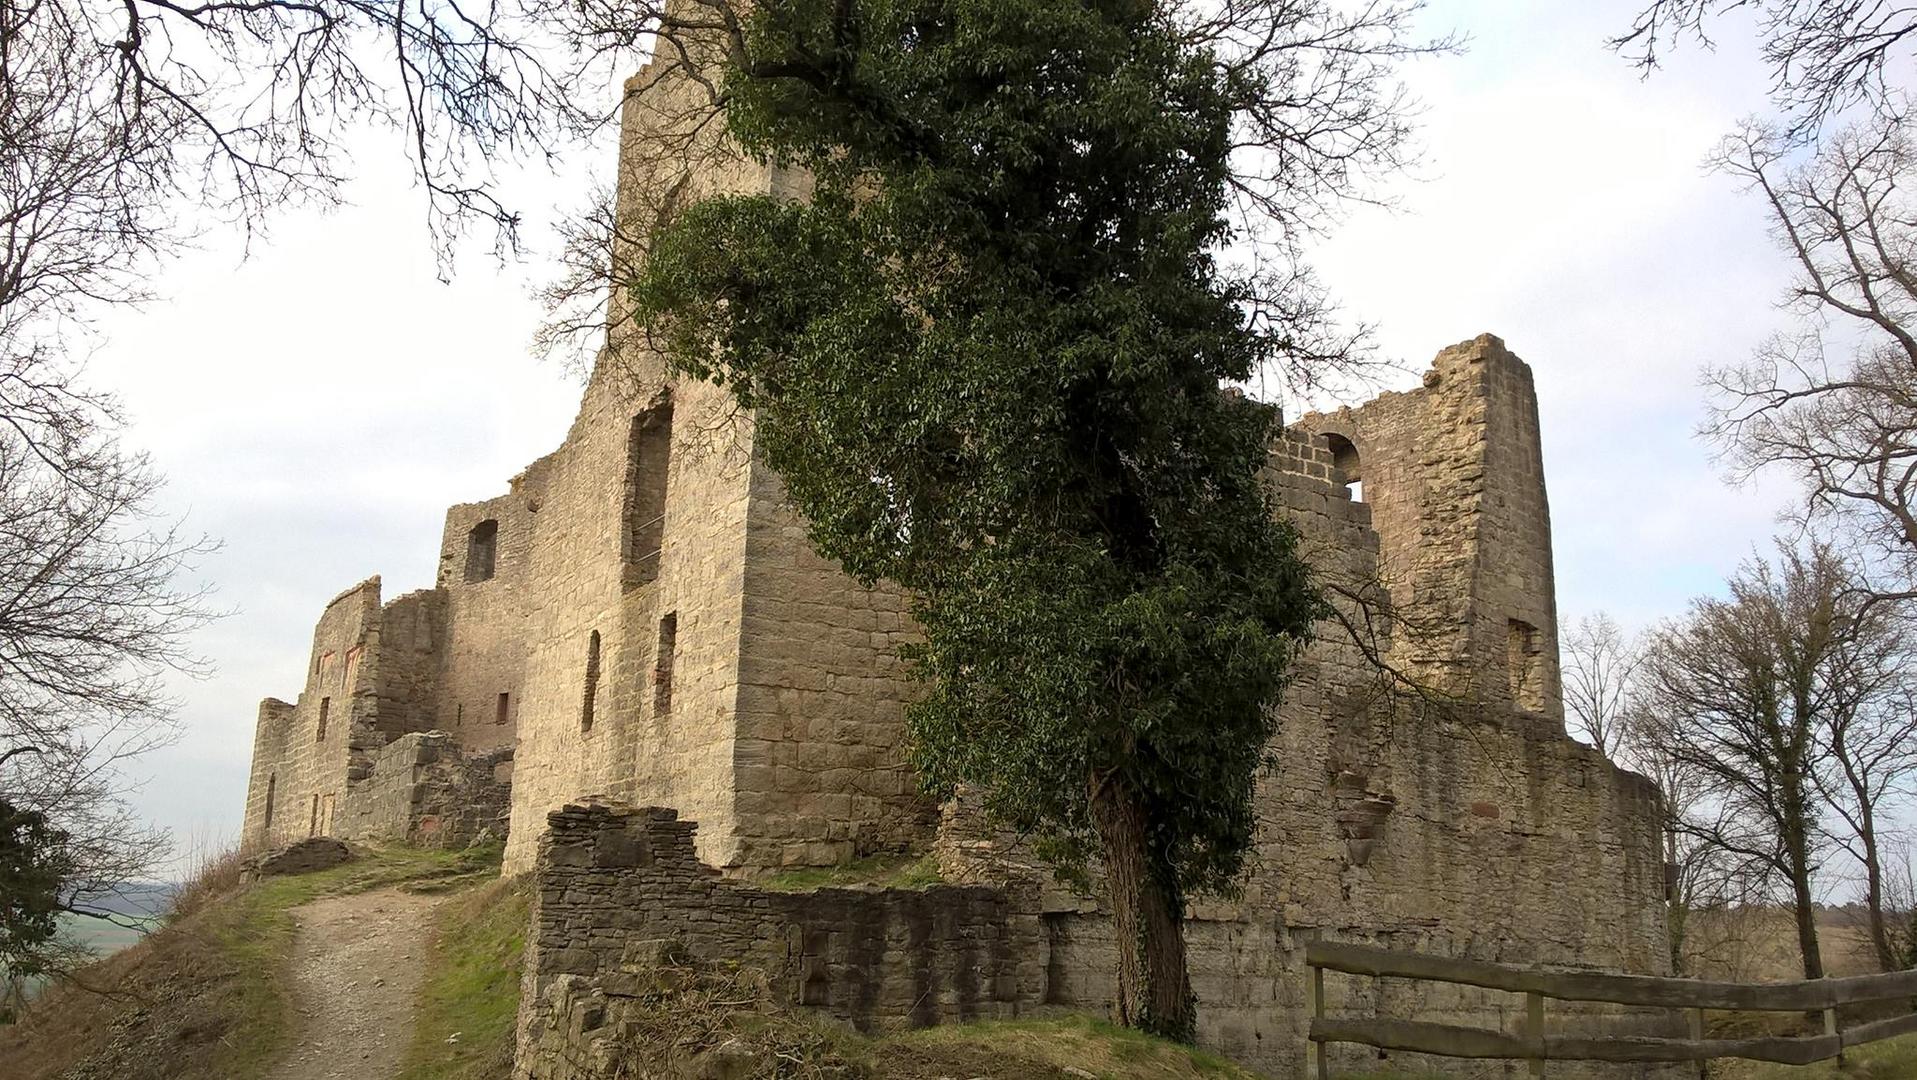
[242,578,383,849]
[514,803,1044,1080]
[934,335,1671,1078]
[1295,336,1564,723]
[336,731,513,847]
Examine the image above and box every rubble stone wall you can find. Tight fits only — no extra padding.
[514,803,1044,1080]
[337,731,513,847]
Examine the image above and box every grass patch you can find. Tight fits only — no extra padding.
[1718,1029,1917,1078]
[398,875,531,1080]
[0,841,502,1080]
[874,1013,1260,1078]
[760,852,942,892]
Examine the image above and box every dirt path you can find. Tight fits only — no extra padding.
[268,887,446,1080]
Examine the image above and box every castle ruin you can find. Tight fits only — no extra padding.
[240,49,1672,1080]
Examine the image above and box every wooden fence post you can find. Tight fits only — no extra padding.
[1312,965,1328,1080]
[1824,1002,1842,1067]
[1689,1008,1705,1080]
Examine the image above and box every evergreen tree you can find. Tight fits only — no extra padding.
[632,0,1421,1038]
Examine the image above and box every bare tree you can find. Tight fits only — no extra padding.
[1611,0,1915,138]
[1637,544,1861,980]
[0,377,212,975]
[1562,612,1643,759]
[1807,572,1917,971]
[1704,113,1917,613]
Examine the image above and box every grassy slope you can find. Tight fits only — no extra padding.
[0,844,499,1080]
[399,876,531,1080]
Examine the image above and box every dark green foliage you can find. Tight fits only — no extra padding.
[0,798,74,980]
[632,0,1330,1034]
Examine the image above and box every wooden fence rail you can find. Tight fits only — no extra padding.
[1306,941,1917,1077]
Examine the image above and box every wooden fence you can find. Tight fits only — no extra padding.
[1307,940,1917,1077]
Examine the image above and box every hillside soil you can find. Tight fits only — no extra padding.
[273,887,446,1080]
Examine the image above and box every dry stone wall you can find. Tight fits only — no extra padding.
[514,803,1044,1080]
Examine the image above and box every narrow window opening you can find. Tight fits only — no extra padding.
[623,400,674,588]
[456,702,464,727]
[495,691,511,726]
[263,774,277,832]
[466,519,499,583]
[653,613,678,715]
[1325,433,1364,503]
[316,697,330,741]
[1506,618,1543,711]
[308,793,320,837]
[581,630,602,732]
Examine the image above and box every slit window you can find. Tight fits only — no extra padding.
[316,697,330,741]
[466,519,499,583]
[653,612,678,715]
[263,773,276,832]
[495,692,511,726]
[581,630,602,732]
[308,794,320,837]
[623,401,674,588]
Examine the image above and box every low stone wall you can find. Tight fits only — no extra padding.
[339,731,512,847]
[514,802,1045,1080]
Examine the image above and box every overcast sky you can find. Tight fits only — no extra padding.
[88,2,1809,862]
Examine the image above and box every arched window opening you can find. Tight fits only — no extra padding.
[1325,433,1363,503]
[466,519,499,582]
[581,630,602,732]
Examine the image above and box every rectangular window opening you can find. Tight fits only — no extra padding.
[308,793,320,837]
[623,401,674,589]
[466,519,499,583]
[495,691,511,726]
[263,774,276,832]
[653,612,678,716]
[316,697,330,742]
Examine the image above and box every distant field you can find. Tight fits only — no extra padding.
[5,886,172,1002]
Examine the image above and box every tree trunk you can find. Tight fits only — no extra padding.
[1089,776,1194,1042]
[1782,798,1825,980]
[1857,808,1897,971]
[1664,822,1688,976]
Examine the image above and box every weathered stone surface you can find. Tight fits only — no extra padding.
[240,837,353,880]
[513,804,1044,1080]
